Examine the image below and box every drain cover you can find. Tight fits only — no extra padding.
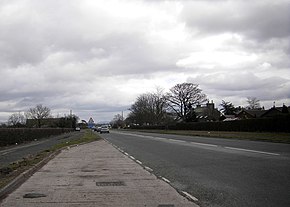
[23,193,47,198]
[96,181,125,186]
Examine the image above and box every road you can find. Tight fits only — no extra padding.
[100,130,290,207]
[0,131,84,168]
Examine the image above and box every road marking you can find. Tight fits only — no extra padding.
[136,160,142,165]
[115,131,280,156]
[144,166,153,172]
[124,152,129,156]
[168,139,186,143]
[182,191,198,202]
[225,147,280,156]
[129,156,136,160]
[161,177,171,183]
[189,141,218,148]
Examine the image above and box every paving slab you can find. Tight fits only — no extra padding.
[0,140,198,207]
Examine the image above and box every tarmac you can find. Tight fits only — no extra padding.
[0,139,199,207]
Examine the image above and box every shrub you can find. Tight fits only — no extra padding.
[0,128,73,147]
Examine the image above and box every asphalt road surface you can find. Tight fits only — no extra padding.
[100,130,290,207]
[0,131,84,168]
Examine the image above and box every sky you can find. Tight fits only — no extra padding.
[0,0,289,123]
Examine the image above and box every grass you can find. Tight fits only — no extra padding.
[125,129,290,144]
[0,130,100,190]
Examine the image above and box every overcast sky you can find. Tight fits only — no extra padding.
[0,0,289,123]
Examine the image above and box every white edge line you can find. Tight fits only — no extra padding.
[182,191,198,202]
[136,160,142,165]
[144,166,153,172]
[161,177,171,183]
[225,147,280,156]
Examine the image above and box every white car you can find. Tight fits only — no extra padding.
[100,125,110,134]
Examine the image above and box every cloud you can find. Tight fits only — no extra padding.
[181,0,290,41]
[0,0,289,123]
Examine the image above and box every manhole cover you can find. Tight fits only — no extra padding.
[96,181,125,186]
[23,193,47,198]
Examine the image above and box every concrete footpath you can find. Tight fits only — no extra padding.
[0,139,198,207]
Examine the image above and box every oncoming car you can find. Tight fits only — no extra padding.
[100,125,110,134]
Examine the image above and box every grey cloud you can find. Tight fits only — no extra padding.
[182,1,290,41]
[187,72,290,101]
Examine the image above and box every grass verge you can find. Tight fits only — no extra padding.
[126,129,290,144]
[0,130,100,190]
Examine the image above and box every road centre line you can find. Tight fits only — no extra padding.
[118,132,280,156]
[225,146,280,156]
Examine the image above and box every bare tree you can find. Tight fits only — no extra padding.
[26,104,51,128]
[166,83,207,122]
[8,112,26,127]
[246,97,261,109]
[128,88,168,125]
[111,114,125,128]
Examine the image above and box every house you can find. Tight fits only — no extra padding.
[236,109,266,119]
[261,104,289,118]
[235,104,289,119]
[195,101,221,122]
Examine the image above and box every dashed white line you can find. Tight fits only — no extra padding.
[124,152,129,156]
[144,166,153,172]
[161,177,171,183]
[182,191,198,202]
[189,141,218,147]
[136,160,142,165]
[129,156,136,160]
[225,147,280,156]
[168,139,186,143]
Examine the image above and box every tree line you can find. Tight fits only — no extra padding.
[111,82,208,128]
[5,104,78,128]
[111,82,265,128]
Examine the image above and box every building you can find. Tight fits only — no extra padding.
[195,101,221,122]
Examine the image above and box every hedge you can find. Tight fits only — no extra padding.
[0,128,73,147]
[130,115,290,133]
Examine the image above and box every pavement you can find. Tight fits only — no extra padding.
[0,139,198,207]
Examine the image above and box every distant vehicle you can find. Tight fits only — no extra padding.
[75,127,81,131]
[96,126,101,132]
[100,125,109,134]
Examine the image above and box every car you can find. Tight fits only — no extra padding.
[100,125,109,134]
[75,127,81,131]
[96,126,101,132]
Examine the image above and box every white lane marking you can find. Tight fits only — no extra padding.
[129,156,136,160]
[161,177,171,183]
[115,131,280,156]
[168,139,186,143]
[225,147,280,156]
[144,166,153,172]
[189,141,218,148]
[182,191,199,202]
[136,160,142,165]
[124,152,129,156]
